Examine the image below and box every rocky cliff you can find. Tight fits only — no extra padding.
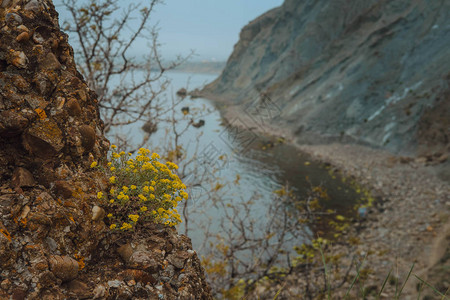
[200,0,450,156]
[0,0,211,299]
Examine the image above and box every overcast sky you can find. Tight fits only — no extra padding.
[54,0,283,62]
[153,0,283,60]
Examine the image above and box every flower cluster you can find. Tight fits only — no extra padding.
[92,146,187,231]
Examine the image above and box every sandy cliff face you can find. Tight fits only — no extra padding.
[0,0,211,298]
[201,0,449,155]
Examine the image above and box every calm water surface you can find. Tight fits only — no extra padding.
[110,71,362,253]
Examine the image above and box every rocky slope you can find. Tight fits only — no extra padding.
[0,0,211,299]
[200,0,450,157]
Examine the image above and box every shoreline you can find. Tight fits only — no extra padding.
[201,95,450,298]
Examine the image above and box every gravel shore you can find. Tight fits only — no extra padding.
[296,143,449,298]
[216,103,450,298]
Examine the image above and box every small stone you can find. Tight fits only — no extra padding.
[48,255,79,282]
[55,97,65,110]
[91,205,105,221]
[117,243,134,263]
[79,125,96,152]
[128,250,159,273]
[40,52,61,70]
[12,75,30,92]
[0,110,29,136]
[5,13,22,26]
[92,285,106,299]
[66,98,82,116]
[107,280,123,288]
[1,278,11,290]
[53,181,74,199]
[1,0,12,8]
[20,205,30,220]
[168,252,189,269]
[45,237,58,252]
[24,0,41,12]
[127,279,136,286]
[32,73,54,96]
[66,279,91,298]
[9,50,27,68]
[11,167,35,188]
[17,25,29,32]
[12,288,27,300]
[16,31,30,42]
[22,119,64,158]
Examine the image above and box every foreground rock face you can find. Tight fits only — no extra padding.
[0,0,211,298]
[201,0,450,156]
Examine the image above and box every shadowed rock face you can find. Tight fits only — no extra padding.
[201,0,450,155]
[0,0,211,299]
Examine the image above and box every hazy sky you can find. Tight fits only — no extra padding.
[54,0,283,62]
[154,0,283,60]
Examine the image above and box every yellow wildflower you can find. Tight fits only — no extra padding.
[138,194,147,201]
[128,214,139,222]
[110,224,116,229]
[107,213,113,218]
[120,222,132,230]
[97,192,103,199]
[166,161,178,170]
[109,176,116,183]
[130,185,137,190]
[140,206,148,212]
[111,144,117,149]
[90,161,97,168]
[143,186,149,193]
[110,167,116,171]
[109,199,114,204]
[122,186,129,193]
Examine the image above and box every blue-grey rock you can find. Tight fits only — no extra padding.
[201,0,450,155]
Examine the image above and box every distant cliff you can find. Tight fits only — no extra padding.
[200,0,450,155]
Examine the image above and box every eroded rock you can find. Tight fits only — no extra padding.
[23,119,64,158]
[11,167,35,188]
[48,255,79,282]
[0,0,211,298]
